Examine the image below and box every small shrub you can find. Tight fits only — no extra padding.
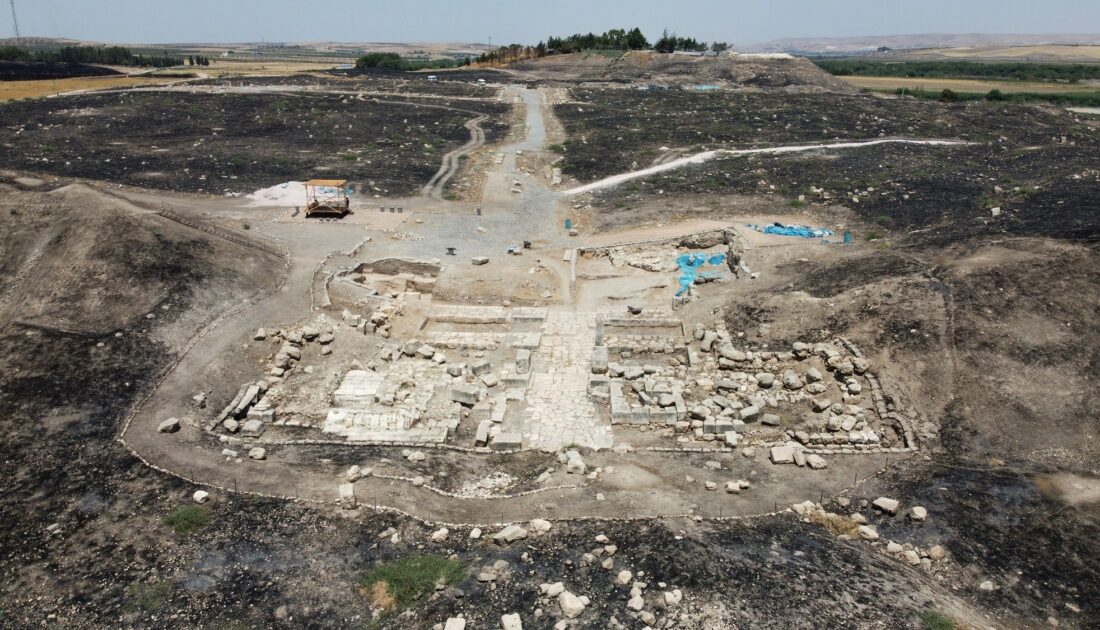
[807,510,859,537]
[919,610,956,630]
[162,505,209,536]
[985,89,1007,101]
[788,198,806,208]
[873,215,892,226]
[938,89,958,103]
[360,554,463,613]
[241,221,251,230]
[865,231,882,241]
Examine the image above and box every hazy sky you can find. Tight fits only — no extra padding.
[5,0,1099,45]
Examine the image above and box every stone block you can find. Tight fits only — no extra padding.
[240,419,265,437]
[515,348,531,374]
[769,445,795,464]
[492,432,522,450]
[475,420,491,447]
[470,359,492,376]
[338,483,356,509]
[451,385,479,406]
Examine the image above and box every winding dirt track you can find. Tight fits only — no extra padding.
[422,113,487,199]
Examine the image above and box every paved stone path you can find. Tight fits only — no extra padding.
[507,310,612,450]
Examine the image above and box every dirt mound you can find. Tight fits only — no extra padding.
[510,51,851,90]
[0,182,280,336]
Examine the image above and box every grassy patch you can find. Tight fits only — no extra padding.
[919,610,956,630]
[162,505,210,536]
[123,581,173,613]
[788,198,806,208]
[359,554,463,613]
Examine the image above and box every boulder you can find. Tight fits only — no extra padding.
[872,497,900,515]
[755,372,775,388]
[857,525,879,540]
[192,490,210,504]
[500,613,523,630]
[444,618,467,630]
[804,367,823,382]
[664,589,683,606]
[541,582,565,597]
[617,570,633,585]
[909,506,928,521]
[529,519,552,533]
[806,454,828,469]
[782,371,804,390]
[157,417,181,433]
[431,527,449,543]
[558,591,586,619]
[739,405,761,421]
[700,331,718,352]
[253,328,267,341]
[248,447,267,461]
[471,256,489,265]
[470,359,492,376]
[565,450,587,475]
[761,413,781,426]
[492,524,529,544]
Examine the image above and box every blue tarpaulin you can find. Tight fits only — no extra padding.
[748,223,834,239]
[676,252,726,296]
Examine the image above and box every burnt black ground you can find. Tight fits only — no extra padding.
[2,81,1099,629]
[0,90,510,197]
[0,61,123,80]
[555,89,1097,184]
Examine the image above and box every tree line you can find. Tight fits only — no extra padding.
[474,27,730,65]
[354,52,471,71]
[0,45,183,68]
[815,59,1100,84]
[186,55,211,66]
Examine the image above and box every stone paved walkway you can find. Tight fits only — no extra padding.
[506,310,613,450]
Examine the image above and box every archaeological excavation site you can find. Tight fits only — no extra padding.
[1,23,1099,630]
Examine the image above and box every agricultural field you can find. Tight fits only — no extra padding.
[0,74,184,101]
[838,75,1100,95]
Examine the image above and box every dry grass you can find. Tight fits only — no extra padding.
[807,510,860,537]
[0,76,179,102]
[200,60,344,77]
[361,581,396,612]
[840,75,1100,95]
[915,45,1100,62]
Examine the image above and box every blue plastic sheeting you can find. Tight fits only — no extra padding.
[748,222,834,239]
[676,252,726,296]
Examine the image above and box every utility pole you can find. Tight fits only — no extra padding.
[9,0,21,42]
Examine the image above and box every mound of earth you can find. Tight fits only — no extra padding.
[0,60,122,81]
[509,50,852,90]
